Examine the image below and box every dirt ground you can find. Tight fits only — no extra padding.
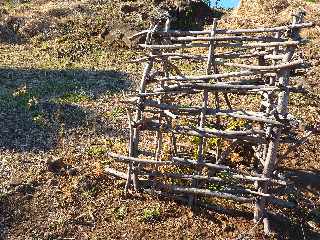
[0,0,319,239]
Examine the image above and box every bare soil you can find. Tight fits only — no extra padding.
[0,0,319,239]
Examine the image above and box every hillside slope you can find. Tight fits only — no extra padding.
[0,1,319,239]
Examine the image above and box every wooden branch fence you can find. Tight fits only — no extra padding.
[106,11,313,235]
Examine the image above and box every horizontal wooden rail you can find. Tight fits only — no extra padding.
[157,62,301,82]
[148,168,288,186]
[223,60,303,71]
[158,70,254,81]
[170,35,288,42]
[105,167,267,192]
[139,41,301,50]
[129,22,313,39]
[131,52,285,63]
[107,152,231,170]
[157,61,301,82]
[159,184,254,202]
[156,184,295,208]
[130,99,284,125]
[104,167,294,206]
[157,83,279,92]
[155,83,304,94]
[135,122,265,142]
[106,153,289,185]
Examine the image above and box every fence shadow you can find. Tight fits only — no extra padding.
[0,67,130,152]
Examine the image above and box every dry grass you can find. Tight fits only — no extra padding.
[0,0,319,239]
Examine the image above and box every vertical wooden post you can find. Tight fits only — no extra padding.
[254,11,305,235]
[261,31,280,161]
[189,19,218,205]
[124,109,134,194]
[125,24,159,194]
[155,17,171,161]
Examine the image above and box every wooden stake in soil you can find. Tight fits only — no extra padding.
[125,23,159,193]
[254,11,306,235]
[155,18,171,161]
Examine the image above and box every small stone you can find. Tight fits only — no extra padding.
[307,220,320,230]
[43,232,56,240]
[223,224,235,232]
[67,167,78,176]
[47,157,64,173]
[120,4,138,13]
[15,182,35,194]
[47,178,58,186]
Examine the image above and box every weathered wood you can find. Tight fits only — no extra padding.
[125,110,135,194]
[106,152,290,186]
[171,157,286,184]
[144,186,295,209]
[254,12,306,235]
[154,20,172,162]
[157,82,279,92]
[137,123,265,143]
[108,152,178,165]
[131,53,290,64]
[139,41,301,50]
[131,51,284,63]
[136,99,284,125]
[137,85,304,96]
[189,19,219,205]
[159,184,254,202]
[107,152,233,170]
[223,60,303,71]
[105,166,128,179]
[129,22,313,39]
[154,83,305,94]
[156,70,253,81]
[105,166,147,182]
[170,35,288,42]
[126,23,159,193]
[148,170,288,186]
[157,61,302,82]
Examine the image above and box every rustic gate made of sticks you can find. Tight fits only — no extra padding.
[106,11,313,234]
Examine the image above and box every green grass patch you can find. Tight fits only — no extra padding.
[142,205,161,222]
[113,206,127,220]
[55,91,91,104]
[105,106,126,121]
[87,146,107,157]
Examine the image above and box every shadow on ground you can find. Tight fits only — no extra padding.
[0,67,130,152]
[149,168,320,239]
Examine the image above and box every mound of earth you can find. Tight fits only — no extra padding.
[0,0,217,46]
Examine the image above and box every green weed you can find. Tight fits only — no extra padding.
[114,206,127,220]
[208,183,224,191]
[55,90,91,104]
[142,206,161,222]
[225,118,247,131]
[32,113,47,126]
[216,170,232,180]
[87,146,107,157]
[48,216,66,230]
[81,186,98,198]
[108,106,125,118]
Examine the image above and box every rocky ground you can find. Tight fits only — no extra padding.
[0,0,319,239]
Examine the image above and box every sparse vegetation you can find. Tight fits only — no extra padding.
[87,146,107,157]
[142,206,161,222]
[0,0,319,239]
[114,206,127,220]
